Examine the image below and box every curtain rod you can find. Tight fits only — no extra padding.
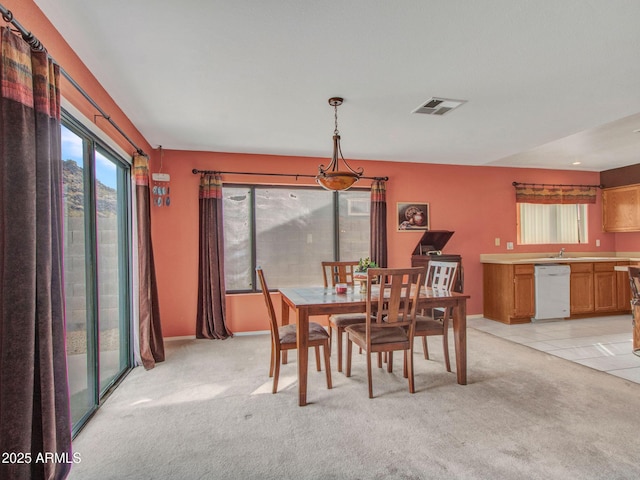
[192,169,389,181]
[0,4,148,158]
[512,181,603,189]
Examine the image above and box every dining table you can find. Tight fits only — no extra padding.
[279,285,471,406]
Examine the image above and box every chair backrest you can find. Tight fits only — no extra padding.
[256,267,280,346]
[321,261,359,287]
[629,267,640,306]
[426,261,458,292]
[366,267,426,331]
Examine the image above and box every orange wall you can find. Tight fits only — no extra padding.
[149,150,609,337]
[12,0,627,338]
[613,232,640,252]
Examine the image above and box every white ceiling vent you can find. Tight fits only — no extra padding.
[412,97,467,116]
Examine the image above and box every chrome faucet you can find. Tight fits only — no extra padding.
[558,248,565,258]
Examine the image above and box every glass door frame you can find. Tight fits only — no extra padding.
[62,110,134,437]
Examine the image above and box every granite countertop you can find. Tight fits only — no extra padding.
[480,253,640,265]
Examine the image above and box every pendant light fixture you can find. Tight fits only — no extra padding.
[316,97,364,191]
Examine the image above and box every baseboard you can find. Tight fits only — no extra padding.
[164,331,269,341]
[164,335,196,342]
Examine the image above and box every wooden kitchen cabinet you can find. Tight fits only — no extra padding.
[483,263,534,324]
[593,262,617,312]
[617,261,631,311]
[513,264,535,319]
[484,260,632,323]
[602,184,640,232]
[570,263,594,315]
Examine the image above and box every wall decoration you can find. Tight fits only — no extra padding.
[152,173,171,207]
[397,202,429,231]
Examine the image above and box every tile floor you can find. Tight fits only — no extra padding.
[469,314,640,384]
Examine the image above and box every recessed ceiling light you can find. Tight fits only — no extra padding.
[572,161,582,165]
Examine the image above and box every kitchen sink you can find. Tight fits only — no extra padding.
[568,256,621,261]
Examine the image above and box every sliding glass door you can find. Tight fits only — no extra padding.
[62,125,93,426]
[95,147,130,391]
[61,119,132,435]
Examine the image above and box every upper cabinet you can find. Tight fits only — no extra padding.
[602,184,640,232]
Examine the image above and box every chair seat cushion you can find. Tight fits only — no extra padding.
[344,324,409,345]
[330,313,367,327]
[414,316,444,334]
[279,322,329,344]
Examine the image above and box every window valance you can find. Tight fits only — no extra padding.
[513,182,601,204]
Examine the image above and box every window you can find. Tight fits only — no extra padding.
[223,185,370,291]
[61,114,132,436]
[518,203,588,244]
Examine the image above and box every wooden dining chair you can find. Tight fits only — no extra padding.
[344,267,426,398]
[257,267,332,393]
[322,261,359,287]
[322,261,367,373]
[629,267,640,356]
[414,260,458,372]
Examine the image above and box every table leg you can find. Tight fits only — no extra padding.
[297,308,309,406]
[281,296,289,364]
[452,299,467,385]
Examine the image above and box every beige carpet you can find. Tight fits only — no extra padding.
[68,328,640,480]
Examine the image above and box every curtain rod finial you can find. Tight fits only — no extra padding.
[1,8,14,23]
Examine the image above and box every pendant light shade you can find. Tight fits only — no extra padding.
[316,97,363,191]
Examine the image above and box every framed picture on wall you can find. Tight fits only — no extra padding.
[397,202,430,231]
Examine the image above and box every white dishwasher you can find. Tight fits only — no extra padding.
[534,264,570,320]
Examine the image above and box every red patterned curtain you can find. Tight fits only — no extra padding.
[197,174,232,339]
[0,27,71,480]
[514,183,598,204]
[134,153,165,369]
[370,179,388,267]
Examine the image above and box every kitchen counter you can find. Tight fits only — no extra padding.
[481,253,640,265]
[482,254,637,324]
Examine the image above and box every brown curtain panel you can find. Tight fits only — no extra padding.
[370,179,388,267]
[134,154,165,369]
[196,174,232,339]
[0,27,72,480]
[514,183,598,204]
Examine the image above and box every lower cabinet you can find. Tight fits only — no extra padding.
[570,263,594,314]
[570,262,626,315]
[513,265,535,319]
[483,261,631,324]
[594,262,617,313]
[617,262,631,311]
[482,263,534,324]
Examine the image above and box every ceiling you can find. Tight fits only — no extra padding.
[33,0,640,171]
